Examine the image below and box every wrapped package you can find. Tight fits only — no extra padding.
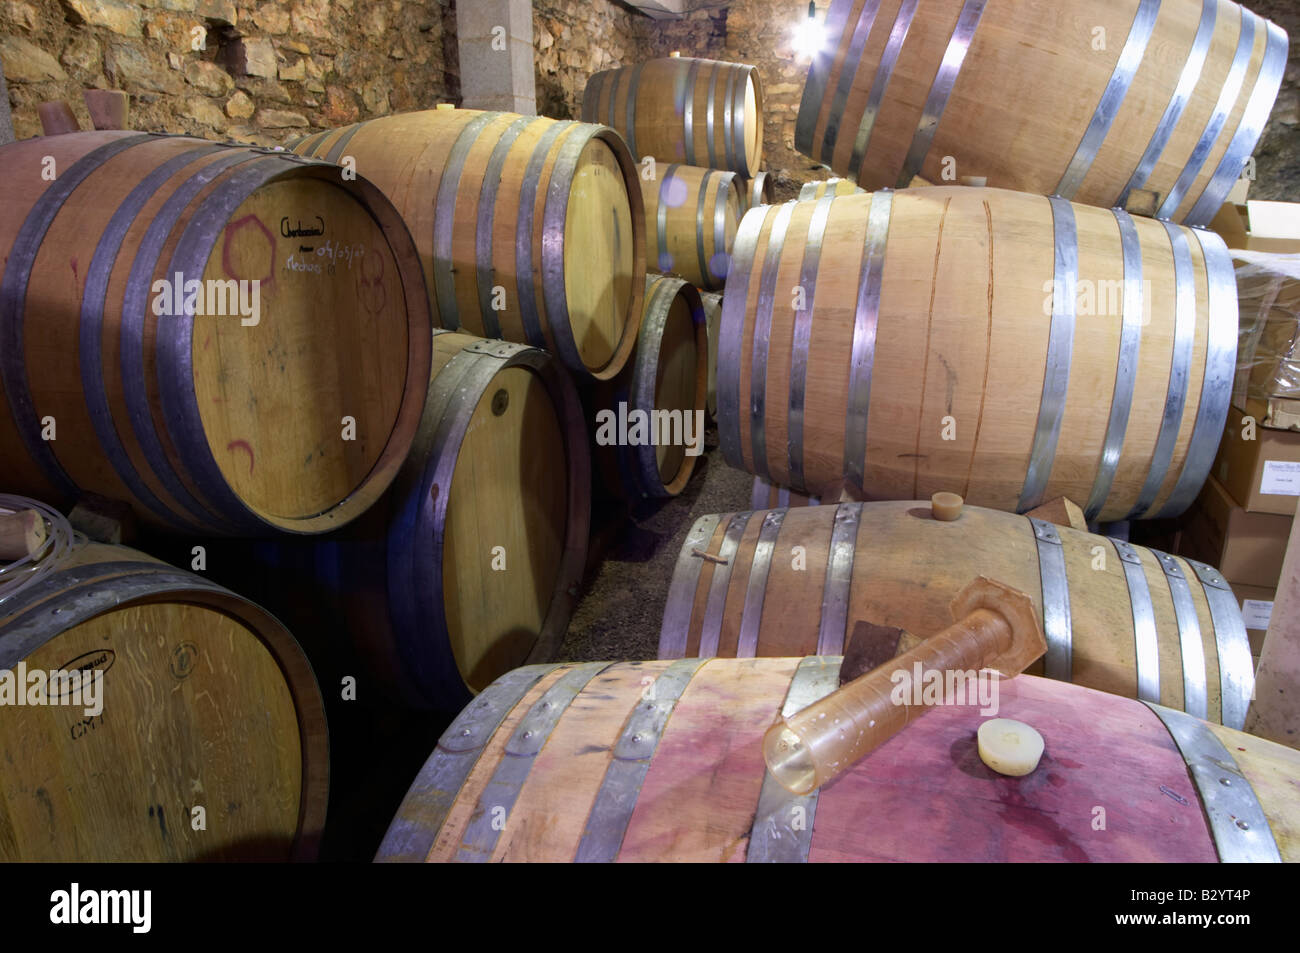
[1234,251,1300,430]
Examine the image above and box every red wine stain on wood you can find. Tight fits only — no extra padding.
[222,214,276,284]
[227,439,255,474]
[994,783,1090,862]
[204,334,212,351]
[360,246,386,314]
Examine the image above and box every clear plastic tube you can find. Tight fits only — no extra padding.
[0,495,76,605]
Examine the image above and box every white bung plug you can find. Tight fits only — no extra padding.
[977,718,1044,777]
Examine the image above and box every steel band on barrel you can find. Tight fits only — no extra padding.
[1129,222,1195,518]
[1054,0,1160,199]
[896,0,988,188]
[843,190,894,496]
[749,202,796,483]
[1117,0,1217,209]
[736,510,786,657]
[1017,195,1078,512]
[1154,550,1208,721]
[1084,208,1143,521]
[849,0,919,184]
[1156,11,1256,221]
[747,656,843,862]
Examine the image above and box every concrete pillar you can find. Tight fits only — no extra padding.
[457,0,536,115]
[0,54,15,145]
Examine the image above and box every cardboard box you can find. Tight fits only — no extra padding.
[1210,200,1300,254]
[1176,474,1292,586]
[1213,405,1300,515]
[1229,582,1275,656]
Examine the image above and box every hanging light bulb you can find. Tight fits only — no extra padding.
[792,2,824,60]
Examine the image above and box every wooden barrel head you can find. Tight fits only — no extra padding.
[653,288,702,491]
[442,364,568,693]
[0,545,326,862]
[193,176,410,523]
[743,75,760,173]
[565,136,637,374]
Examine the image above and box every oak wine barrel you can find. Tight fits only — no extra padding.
[659,499,1254,727]
[0,506,328,861]
[738,171,774,211]
[322,331,590,709]
[800,0,1288,225]
[0,132,432,535]
[719,186,1236,521]
[593,275,707,499]
[583,57,765,177]
[798,177,864,201]
[751,474,824,509]
[702,291,722,418]
[376,657,1295,862]
[640,162,743,292]
[294,109,646,380]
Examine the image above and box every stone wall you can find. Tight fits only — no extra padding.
[0,0,458,144]
[532,0,642,121]
[1240,0,1299,203]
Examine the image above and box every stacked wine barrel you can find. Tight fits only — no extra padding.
[800,0,1287,225]
[378,658,1297,862]
[293,109,647,381]
[0,132,432,535]
[591,275,708,500]
[583,56,764,295]
[658,498,1254,728]
[319,331,592,709]
[717,186,1237,522]
[0,500,328,862]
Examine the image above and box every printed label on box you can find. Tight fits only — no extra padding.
[1260,460,1300,496]
[1241,599,1273,630]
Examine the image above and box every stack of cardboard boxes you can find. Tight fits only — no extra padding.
[1180,198,1300,667]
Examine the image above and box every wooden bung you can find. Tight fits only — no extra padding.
[37,101,79,136]
[763,576,1046,795]
[82,89,128,130]
[0,509,46,560]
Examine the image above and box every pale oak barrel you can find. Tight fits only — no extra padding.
[702,291,722,418]
[0,537,328,861]
[293,110,645,380]
[798,177,865,201]
[583,57,765,177]
[322,331,590,709]
[751,474,824,508]
[640,162,743,292]
[375,658,1294,862]
[799,0,1288,225]
[594,275,707,499]
[719,187,1237,521]
[737,171,774,212]
[0,132,431,535]
[659,500,1255,727]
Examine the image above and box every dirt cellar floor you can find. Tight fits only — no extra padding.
[558,427,753,664]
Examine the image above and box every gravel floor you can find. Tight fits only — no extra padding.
[557,425,753,662]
